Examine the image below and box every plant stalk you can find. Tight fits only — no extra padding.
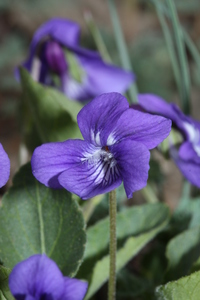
[166,0,191,115]
[108,189,117,300]
[107,0,138,104]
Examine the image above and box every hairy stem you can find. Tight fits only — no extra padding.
[108,189,117,300]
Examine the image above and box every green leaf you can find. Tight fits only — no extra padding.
[85,203,169,260]
[20,68,83,148]
[116,268,150,299]
[65,50,85,83]
[165,226,200,281]
[0,266,14,300]
[85,208,169,299]
[0,163,86,277]
[156,270,200,300]
[171,196,200,233]
[77,203,169,298]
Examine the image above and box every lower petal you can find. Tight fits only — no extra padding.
[0,143,10,188]
[63,277,88,300]
[9,254,64,298]
[111,140,150,198]
[179,141,200,163]
[171,147,200,188]
[58,157,122,199]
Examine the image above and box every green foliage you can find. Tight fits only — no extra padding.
[85,203,169,260]
[65,50,85,83]
[165,226,200,281]
[116,269,150,300]
[20,68,83,151]
[0,266,14,300]
[156,270,200,300]
[171,196,200,233]
[0,163,86,277]
[78,203,170,298]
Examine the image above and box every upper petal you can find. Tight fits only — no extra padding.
[107,108,171,149]
[32,18,80,47]
[138,94,190,135]
[111,139,150,198]
[62,277,88,300]
[138,94,180,122]
[9,254,65,299]
[170,146,200,188]
[19,18,80,74]
[75,52,134,100]
[77,92,129,146]
[0,143,10,188]
[31,140,93,189]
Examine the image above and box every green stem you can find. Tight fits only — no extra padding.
[108,189,117,300]
[155,3,182,98]
[107,0,138,104]
[183,31,200,75]
[36,183,46,253]
[166,0,191,115]
[84,11,112,63]
[151,0,200,77]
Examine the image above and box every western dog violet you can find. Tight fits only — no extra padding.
[138,94,200,187]
[18,18,134,101]
[0,143,10,188]
[31,92,171,199]
[9,254,88,300]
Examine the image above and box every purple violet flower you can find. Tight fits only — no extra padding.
[137,94,200,187]
[0,143,10,188]
[19,18,134,102]
[31,92,171,199]
[9,254,88,300]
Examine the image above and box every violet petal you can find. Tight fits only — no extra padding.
[170,147,200,188]
[58,145,122,199]
[45,41,67,74]
[77,92,129,146]
[179,141,200,163]
[74,53,134,101]
[0,143,10,188]
[20,18,80,74]
[62,277,88,300]
[9,254,65,299]
[108,108,172,149]
[111,139,150,198]
[31,140,94,189]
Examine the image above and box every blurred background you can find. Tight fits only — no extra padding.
[0,0,200,206]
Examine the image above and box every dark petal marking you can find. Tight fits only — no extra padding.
[14,295,26,300]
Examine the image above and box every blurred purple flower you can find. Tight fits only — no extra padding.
[18,18,134,102]
[31,92,171,199]
[0,143,10,188]
[9,254,88,300]
[138,94,200,187]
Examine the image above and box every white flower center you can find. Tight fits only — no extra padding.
[82,147,117,167]
[183,122,200,156]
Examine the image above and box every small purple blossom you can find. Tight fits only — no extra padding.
[138,94,200,187]
[9,254,88,300]
[18,18,134,102]
[0,143,10,188]
[31,92,171,199]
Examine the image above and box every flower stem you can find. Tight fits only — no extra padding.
[107,0,138,104]
[166,0,191,115]
[108,189,117,300]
